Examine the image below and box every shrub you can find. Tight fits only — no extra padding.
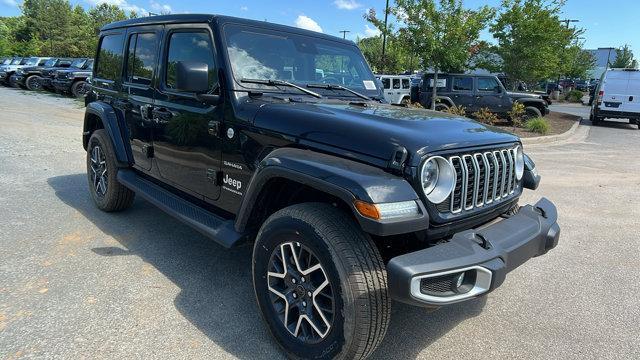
[525,117,550,135]
[471,107,499,125]
[564,90,584,103]
[507,102,526,128]
[446,104,467,116]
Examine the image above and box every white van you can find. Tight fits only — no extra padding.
[377,75,412,104]
[590,68,640,129]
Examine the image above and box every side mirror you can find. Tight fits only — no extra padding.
[176,61,210,93]
[494,85,503,93]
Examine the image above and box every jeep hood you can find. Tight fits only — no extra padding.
[507,91,543,100]
[252,101,518,167]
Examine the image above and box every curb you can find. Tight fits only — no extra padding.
[521,119,582,145]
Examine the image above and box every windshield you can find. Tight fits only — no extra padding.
[85,59,94,69]
[70,59,87,68]
[11,58,23,65]
[43,59,57,67]
[223,24,380,96]
[25,57,39,66]
[2,59,10,65]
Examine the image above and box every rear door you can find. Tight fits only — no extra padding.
[601,71,630,113]
[451,76,475,110]
[121,26,162,171]
[152,24,223,201]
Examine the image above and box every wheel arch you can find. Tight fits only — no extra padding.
[515,99,546,115]
[83,101,132,166]
[234,148,428,236]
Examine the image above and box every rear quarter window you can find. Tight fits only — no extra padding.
[95,34,124,81]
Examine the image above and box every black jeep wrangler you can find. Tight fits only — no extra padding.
[418,73,550,119]
[10,58,67,90]
[39,58,76,90]
[52,59,94,97]
[83,15,560,360]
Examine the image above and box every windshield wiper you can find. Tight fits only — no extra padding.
[240,78,322,98]
[306,83,371,101]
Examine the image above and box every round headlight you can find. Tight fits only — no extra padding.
[515,146,525,180]
[420,156,455,204]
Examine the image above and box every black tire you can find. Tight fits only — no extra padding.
[25,75,43,91]
[253,203,390,360]
[86,129,135,212]
[524,106,542,120]
[434,103,450,112]
[8,75,19,88]
[71,80,88,98]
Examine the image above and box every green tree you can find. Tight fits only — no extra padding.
[560,45,595,79]
[612,45,634,68]
[394,0,494,109]
[362,8,414,74]
[88,3,128,36]
[491,0,575,85]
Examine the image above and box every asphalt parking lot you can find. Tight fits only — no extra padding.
[1,87,639,359]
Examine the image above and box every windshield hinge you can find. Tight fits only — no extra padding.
[388,146,408,173]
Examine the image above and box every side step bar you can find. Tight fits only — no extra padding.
[117,169,245,248]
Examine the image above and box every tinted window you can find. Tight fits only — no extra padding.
[453,77,473,91]
[393,78,400,89]
[126,33,157,85]
[478,77,500,92]
[382,78,390,89]
[402,78,410,89]
[165,32,216,90]
[96,34,124,81]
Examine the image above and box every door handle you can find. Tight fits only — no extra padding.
[630,96,634,102]
[208,120,221,137]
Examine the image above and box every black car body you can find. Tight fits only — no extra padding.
[39,59,76,90]
[82,15,559,359]
[52,59,94,97]
[419,73,549,118]
[10,58,69,90]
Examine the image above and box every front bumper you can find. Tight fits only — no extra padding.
[10,74,24,86]
[387,197,559,307]
[52,79,73,91]
[41,77,54,88]
[0,72,9,83]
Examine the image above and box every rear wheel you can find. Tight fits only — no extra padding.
[86,129,135,212]
[25,75,43,91]
[253,203,390,360]
[434,103,450,112]
[8,76,19,88]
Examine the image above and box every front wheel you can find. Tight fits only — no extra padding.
[253,203,390,360]
[71,80,89,98]
[25,75,43,91]
[524,106,542,120]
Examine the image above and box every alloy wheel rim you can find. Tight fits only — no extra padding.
[90,144,108,197]
[267,241,334,343]
[29,78,41,90]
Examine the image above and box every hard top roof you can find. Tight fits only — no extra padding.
[101,14,354,46]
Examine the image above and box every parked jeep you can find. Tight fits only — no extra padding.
[419,73,550,119]
[0,57,28,85]
[4,57,51,87]
[39,59,75,90]
[10,58,68,90]
[84,15,560,359]
[52,59,94,97]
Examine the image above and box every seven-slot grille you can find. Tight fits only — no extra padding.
[444,147,519,214]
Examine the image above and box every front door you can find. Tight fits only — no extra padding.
[122,26,162,171]
[152,25,222,201]
[476,77,511,114]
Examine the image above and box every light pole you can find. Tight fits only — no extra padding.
[381,0,390,74]
[339,30,350,39]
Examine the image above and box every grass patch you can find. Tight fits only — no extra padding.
[525,117,550,135]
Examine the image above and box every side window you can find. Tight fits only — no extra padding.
[392,78,400,89]
[453,77,473,91]
[38,59,48,66]
[165,31,216,91]
[126,32,157,86]
[402,78,410,89]
[381,78,390,89]
[95,34,124,81]
[478,77,500,92]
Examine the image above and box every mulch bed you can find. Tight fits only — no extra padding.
[494,111,581,138]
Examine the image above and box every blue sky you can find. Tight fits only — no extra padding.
[1,0,638,54]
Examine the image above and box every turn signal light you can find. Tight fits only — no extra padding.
[354,200,420,220]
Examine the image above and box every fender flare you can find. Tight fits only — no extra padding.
[83,101,132,166]
[435,96,455,107]
[234,148,429,236]
[515,98,547,112]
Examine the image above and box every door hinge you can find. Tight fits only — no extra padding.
[206,168,217,183]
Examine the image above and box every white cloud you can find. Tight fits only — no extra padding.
[294,15,323,33]
[85,0,147,15]
[364,24,381,38]
[150,0,172,14]
[240,5,248,11]
[334,0,362,10]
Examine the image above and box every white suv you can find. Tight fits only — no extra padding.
[377,74,412,104]
[590,68,640,129]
